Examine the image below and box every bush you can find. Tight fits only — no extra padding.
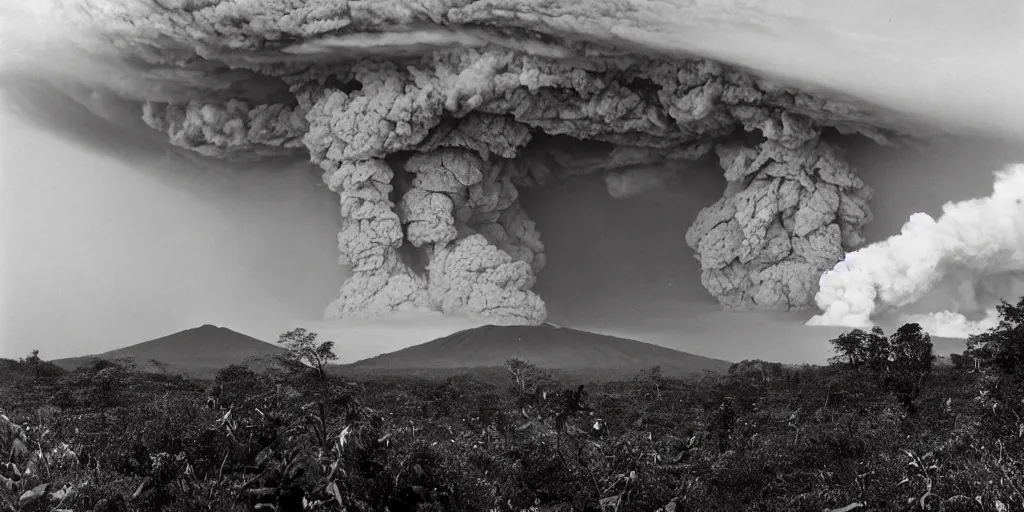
[2,323,1022,511]
[828,323,936,414]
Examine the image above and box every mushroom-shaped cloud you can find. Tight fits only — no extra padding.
[19,0,956,326]
[685,134,873,310]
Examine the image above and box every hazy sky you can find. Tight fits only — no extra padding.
[2,83,1017,364]
[0,82,343,359]
[4,0,1024,364]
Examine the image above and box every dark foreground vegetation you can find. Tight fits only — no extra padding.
[3,301,1024,512]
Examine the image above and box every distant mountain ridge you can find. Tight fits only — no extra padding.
[50,324,733,381]
[348,324,733,378]
[51,324,286,378]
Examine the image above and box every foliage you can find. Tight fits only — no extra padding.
[277,328,338,379]
[827,322,937,414]
[883,323,936,415]
[0,321,1022,511]
[827,326,890,371]
[965,297,1024,375]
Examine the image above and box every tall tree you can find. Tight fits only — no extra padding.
[888,323,935,375]
[828,327,891,372]
[863,326,891,373]
[885,322,935,415]
[966,297,1024,375]
[828,329,868,367]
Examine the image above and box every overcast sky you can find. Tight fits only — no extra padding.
[4,0,1024,364]
[1,82,1015,364]
[0,82,343,359]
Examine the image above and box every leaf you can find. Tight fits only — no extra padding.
[920,492,934,509]
[247,487,278,500]
[19,482,50,507]
[599,495,621,512]
[50,484,73,502]
[255,446,275,468]
[656,501,677,512]
[826,502,864,512]
[285,459,306,481]
[132,476,154,499]
[327,481,344,506]
[10,439,28,460]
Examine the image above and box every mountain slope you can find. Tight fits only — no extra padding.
[348,324,733,377]
[52,324,286,377]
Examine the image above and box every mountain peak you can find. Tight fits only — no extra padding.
[349,324,732,378]
[51,324,287,378]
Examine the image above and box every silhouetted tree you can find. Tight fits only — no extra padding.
[888,323,935,374]
[862,327,891,373]
[828,327,888,371]
[884,323,935,415]
[277,328,337,379]
[20,350,41,365]
[829,323,935,414]
[965,297,1024,376]
[828,330,866,367]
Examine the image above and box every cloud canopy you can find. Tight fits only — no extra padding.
[4,0,1024,334]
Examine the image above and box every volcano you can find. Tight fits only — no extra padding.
[347,324,733,378]
[51,324,286,378]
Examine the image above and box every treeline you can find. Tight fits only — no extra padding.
[0,300,1022,511]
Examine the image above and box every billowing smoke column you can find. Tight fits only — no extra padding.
[809,165,1024,332]
[685,128,873,310]
[18,0,934,325]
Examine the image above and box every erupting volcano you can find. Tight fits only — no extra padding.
[3,0,1024,362]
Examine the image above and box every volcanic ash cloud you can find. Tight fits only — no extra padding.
[808,165,1024,333]
[5,0,987,326]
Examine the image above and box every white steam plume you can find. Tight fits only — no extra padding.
[808,164,1024,332]
[899,309,1001,339]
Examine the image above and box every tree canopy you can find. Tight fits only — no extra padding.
[277,328,338,379]
[966,297,1024,375]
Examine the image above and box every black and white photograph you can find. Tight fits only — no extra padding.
[1,0,1022,510]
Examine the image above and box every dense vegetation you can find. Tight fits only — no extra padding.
[2,302,1023,511]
